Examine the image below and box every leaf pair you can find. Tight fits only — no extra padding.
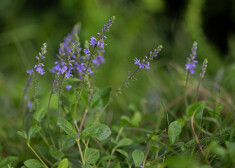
[57,117,111,141]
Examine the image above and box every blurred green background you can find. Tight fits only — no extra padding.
[0,0,235,156]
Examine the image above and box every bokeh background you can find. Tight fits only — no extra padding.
[0,0,235,156]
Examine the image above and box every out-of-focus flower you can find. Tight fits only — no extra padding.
[185,42,198,74]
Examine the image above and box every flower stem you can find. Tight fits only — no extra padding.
[142,140,152,168]
[47,90,56,146]
[196,76,202,101]
[76,139,85,165]
[184,70,189,106]
[27,143,48,168]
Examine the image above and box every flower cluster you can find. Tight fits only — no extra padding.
[50,17,115,92]
[26,43,47,76]
[200,59,208,78]
[185,41,198,74]
[134,45,163,69]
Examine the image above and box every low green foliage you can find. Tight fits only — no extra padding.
[0,17,234,168]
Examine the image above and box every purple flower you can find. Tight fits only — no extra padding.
[35,63,45,75]
[134,45,163,69]
[27,101,33,108]
[134,58,140,65]
[98,41,105,48]
[65,67,73,78]
[98,55,105,63]
[84,48,90,54]
[66,85,72,91]
[90,37,96,46]
[93,57,100,66]
[27,69,33,75]
[144,62,150,69]
[185,42,198,74]
[186,60,198,74]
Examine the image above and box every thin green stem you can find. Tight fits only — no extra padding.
[184,70,190,106]
[57,74,65,150]
[76,139,85,165]
[196,76,202,101]
[47,90,56,146]
[142,140,152,168]
[107,126,124,167]
[27,143,48,168]
[95,67,141,123]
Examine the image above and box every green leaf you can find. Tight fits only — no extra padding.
[209,141,226,157]
[33,107,46,122]
[58,158,68,168]
[120,116,130,127]
[98,155,116,166]
[82,165,93,168]
[24,159,44,168]
[100,87,112,105]
[81,124,111,141]
[186,101,206,118]
[132,150,144,167]
[49,146,64,159]
[130,112,142,127]
[176,118,185,127]
[90,87,112,107]
[114,162,121,168]
[84,148,100,164]
[57,117,77,139]
[116,149,129,159]
[17,130,27,140]
[168,121,182,144]
[28,125,41,141]
[61,135,76,150]
[0,156,18,167]
[116,138,133,148]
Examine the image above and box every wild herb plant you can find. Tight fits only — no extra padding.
[1,17,235,168]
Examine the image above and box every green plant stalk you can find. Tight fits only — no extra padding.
[32,71,38,110]
[73,32,105,120]
[142,140,152,168]
[76,139,85,165]
[57,74,65,150]
[95,67,141,124]
[191,110,210,165]
[46,90,56,146]
[184,70,189,106]
[107,126,124,167]
[38,129,50,147]
[196,76,202,101]
[27,143,48,168]
[78,96,91,134]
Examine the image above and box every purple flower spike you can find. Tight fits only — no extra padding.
[185,41,198,74]
[133,45,163,69]
[200,59,208,78]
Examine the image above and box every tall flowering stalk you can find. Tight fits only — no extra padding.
[185,41,198,87]
[65,16,115,166]
[73,16,116,126]
[95,45,163,123]
[197,59,208,100]
[23,43,47,111]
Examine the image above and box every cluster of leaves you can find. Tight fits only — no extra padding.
[1,18,235,168]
